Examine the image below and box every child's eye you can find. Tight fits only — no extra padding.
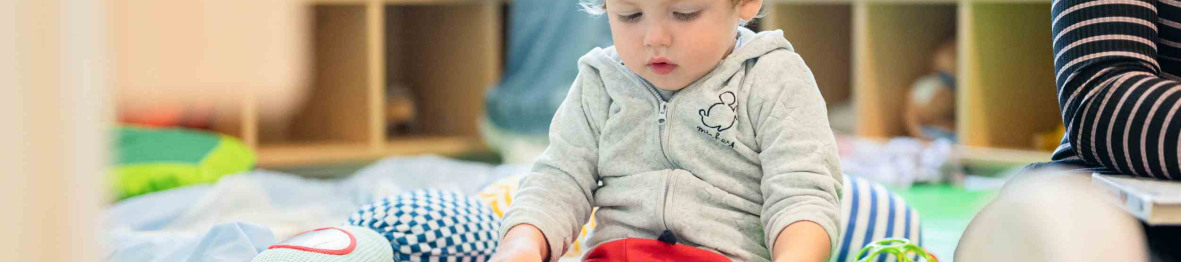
[672,11,700,21]
[618,12,642,23]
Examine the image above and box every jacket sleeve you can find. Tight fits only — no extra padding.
[750,51,844,253]
[498,65,608,262]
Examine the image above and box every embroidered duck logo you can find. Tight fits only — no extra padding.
[699,91,737,132]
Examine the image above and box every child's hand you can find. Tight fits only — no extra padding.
[490,224,549,262]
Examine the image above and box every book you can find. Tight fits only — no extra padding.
[1092,173,1181,225]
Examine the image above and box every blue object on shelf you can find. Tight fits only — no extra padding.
[485,0,612,136]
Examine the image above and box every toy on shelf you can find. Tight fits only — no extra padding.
[855,238,939,262]
[386,83,418,136]
[905,37,958,142]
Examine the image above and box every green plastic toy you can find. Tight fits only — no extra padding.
[855,238,939,262]
[112,126,255,200]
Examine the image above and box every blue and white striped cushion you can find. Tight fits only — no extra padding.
[347,190,501,262]
[833,175,924,262]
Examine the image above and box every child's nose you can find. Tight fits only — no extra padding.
[643,22,672,48]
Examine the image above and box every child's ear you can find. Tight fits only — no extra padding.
[737,0,762,21]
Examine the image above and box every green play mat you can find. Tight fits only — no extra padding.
[891,184,999,261]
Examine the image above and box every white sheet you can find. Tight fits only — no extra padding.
[104,155,528,262]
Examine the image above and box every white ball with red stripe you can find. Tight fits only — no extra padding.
[252,226,393,262]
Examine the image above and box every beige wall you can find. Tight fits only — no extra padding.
[2,0,106,261]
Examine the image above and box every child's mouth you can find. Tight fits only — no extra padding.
[647,57,677,75]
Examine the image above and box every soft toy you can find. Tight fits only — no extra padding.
[475,175,522,218]
[255,190,501,262]
[252,226,393,262]
[347,190,500,262]
[113,126,254,200]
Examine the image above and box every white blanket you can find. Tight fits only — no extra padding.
[104,155,527,262]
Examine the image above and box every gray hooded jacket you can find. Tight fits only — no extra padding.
[500,27,843,262]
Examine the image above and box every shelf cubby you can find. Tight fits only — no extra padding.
[384,3,501,139]
[250,1,501,168]
[960,2,1060,150]
[761,2,854,108]
[258,4,376,150]
[856,2,957,138]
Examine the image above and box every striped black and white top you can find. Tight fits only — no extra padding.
[1052,0,1181,180]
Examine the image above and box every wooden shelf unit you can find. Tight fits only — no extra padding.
[145,0,1062,167]
[197,0,501,168]
[763,0,1061,164]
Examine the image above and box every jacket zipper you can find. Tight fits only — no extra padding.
[631,75,678,169]
[632,79,678,237]
[659,100,676,168]
[662,170,674,234]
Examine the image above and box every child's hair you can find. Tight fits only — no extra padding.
[578,0,766,25]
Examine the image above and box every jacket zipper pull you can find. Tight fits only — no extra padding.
[657,229,678,245]
[657,100,669,129]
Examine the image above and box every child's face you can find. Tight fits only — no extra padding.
[606,0,761,91]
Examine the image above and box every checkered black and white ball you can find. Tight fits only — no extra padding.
[348,190,501,262]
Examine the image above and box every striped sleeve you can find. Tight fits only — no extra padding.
[1052,0,1181,180]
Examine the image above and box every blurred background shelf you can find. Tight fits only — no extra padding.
[765,0,1050,3]
[194,0,502,168]
[762,2,854,110]
[305,0,507,4]
[855,2,956,138]
[147,0,1062,168]
[762,0,1061,165]
[960,2,1060,150]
